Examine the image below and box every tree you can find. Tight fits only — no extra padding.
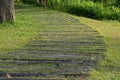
[36,0,47,8]
[0,0,15,22]
[37,0,40,4]
[41,0,47,8]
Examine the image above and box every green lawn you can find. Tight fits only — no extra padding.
[0,3,119,80]
[74,16,120,80]
[0,4,44,54]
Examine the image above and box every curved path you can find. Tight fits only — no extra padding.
[0,5,106,80]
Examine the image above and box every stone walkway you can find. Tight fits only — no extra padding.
[0,9,106,80]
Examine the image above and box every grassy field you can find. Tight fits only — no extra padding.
[0,2,119,80]
[0,4,44,54]
[74,16,120,79]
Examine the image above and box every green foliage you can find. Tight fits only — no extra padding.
[65,2,104,19]
[19,0,120,21]
[20,0,36,4]
[46,0,120,21]
[114,0,120,7]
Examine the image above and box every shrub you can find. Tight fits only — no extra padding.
[20,0,120,21]
[20,0,36,4]
[66,2,105,19]
[104,7,120,21]
[47,0,120,21]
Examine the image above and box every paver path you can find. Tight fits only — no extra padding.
[0,5,106,80]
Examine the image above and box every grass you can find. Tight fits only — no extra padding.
[0,2,106,80]
[0,2,119,80]
[73,16,120,80]
[0,3,44,54]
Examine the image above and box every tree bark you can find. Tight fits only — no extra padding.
[36,0,40,4]
[0,0,15,22]
[0,0,5,22]
[41,0,47,8]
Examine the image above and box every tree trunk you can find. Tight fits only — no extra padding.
[41,0,47,8]
[0,0,5,22]
[0,0,15,22]
[36,0,40,4]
